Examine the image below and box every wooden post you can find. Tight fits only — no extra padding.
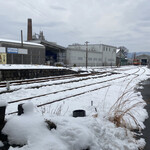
[91,101,93,106]
[0,106,6,123]
[6,81,10,91]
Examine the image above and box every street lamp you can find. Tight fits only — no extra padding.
[85,41,89,69]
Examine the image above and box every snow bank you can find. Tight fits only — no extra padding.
[1,66,150,150]
[22,102,34,114]
[2,112,145,150]
[0,64,65,70]
[0,100,7,107]
[2,113,71,149]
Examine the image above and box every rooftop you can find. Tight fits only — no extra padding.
[0,39,44,47]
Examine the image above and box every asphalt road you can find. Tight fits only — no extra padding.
[138,79,150,150]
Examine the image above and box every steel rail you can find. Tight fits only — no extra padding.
[8,73,123,104]
[7,67,141,115]
[8,85,111,115]
[0,72,107,88]
[0,72,113,94]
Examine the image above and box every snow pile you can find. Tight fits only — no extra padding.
[53,116,145,150]
[2,104,145,150]
[0,100,7,107]
[22,102,34,114]
[1,66,150,150]
[2,113,143,150]
[3,113,46,146]
[0,64,65,70]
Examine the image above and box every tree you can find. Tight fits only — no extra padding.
[118,46,129,59]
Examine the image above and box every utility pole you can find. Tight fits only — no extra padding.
[85,41,89,69]
[119,48,121,67]
[21,30,24,64]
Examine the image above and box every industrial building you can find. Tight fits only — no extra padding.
[136,54,150,65]
[27,19,66,65]
[27,18,117,67]
[66,43,117,66]
[0,18,117,66]
[0,39,45,64]
[29,32,66,65]
[27,19,117,67]
[0,38,117,66]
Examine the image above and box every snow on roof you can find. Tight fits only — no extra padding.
[0,39,44,47]
[116,49,120,53]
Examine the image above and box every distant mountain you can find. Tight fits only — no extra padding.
[127,52,150,58]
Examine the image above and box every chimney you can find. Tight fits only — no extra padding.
[27,18,32,41]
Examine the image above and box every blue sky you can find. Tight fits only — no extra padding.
[0,0,150,52]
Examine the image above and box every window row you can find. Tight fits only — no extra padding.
[77,57,102,61]
[103,47,116,52]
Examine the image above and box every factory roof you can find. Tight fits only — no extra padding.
[68,43,117,49]
[0,39,44,47]
[29,39,66,50]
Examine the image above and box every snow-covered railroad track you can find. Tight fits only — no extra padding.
[1,66,149,150]
[7,67,142,115]
[0,66,141,94]
[0,72,111,94]
[26,72,115,89]
[0,66,140,88]
[113,66,139,72]
[0,72,98,87]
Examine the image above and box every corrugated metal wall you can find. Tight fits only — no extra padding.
[0,42,45,64]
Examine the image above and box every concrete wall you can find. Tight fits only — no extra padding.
[0,69,77,81]
[66,49,102,66]
[102,45,116,66]
[66,44,116,66]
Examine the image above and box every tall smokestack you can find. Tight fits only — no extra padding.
[27,18,32,41]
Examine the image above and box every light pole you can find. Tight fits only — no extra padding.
[85,41,89,69]
[119,48,122,67]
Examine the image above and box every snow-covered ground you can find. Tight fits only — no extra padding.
[0,64,65,69]
[0,65,150,150]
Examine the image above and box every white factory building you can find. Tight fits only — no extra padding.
[66,43,117,66]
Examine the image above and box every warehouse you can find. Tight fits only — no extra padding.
[66,44,116,67]
[29,32,66,65]
[136,54,150,65]
[0,39,45,65]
